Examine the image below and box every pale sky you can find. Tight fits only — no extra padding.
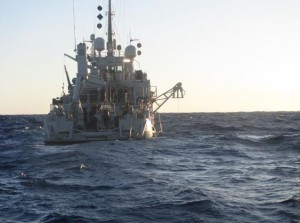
[1,0,300,114]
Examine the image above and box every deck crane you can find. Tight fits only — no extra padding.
[152,82,185,113]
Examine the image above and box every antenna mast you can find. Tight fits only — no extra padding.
[73,0,77,52]
[107,0,113,55]
[108,0,113,44]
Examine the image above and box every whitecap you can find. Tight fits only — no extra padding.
[237,134,273,140]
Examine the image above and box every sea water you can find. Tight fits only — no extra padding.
[0,112,299,222]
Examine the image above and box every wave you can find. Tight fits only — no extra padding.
[41,212,97,223]
[195,122,241,132]
[236,133,300,145]
[237,134,274,141]
[20,174,114,192]
[178,199,215,213]
[280,195,300,205]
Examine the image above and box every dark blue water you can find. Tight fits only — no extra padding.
[0,112,300,223]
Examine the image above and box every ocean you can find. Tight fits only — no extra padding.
[0,112,299,223]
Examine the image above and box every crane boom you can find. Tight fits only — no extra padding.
[152,82,185,113]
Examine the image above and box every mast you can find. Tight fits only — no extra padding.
[107,0,113,55]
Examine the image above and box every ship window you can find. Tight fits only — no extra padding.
[117,65,123,72]
[103,66,123,73]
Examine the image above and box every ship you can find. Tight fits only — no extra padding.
[44,0,185,144]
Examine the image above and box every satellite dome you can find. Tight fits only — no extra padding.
[94,37,105,51]
[125,45,136,59]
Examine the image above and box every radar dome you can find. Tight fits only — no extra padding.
[125,45,136,59]
[94,37,105,51]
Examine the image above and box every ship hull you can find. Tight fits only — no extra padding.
[44,132,156,145]
[44,116,156,145]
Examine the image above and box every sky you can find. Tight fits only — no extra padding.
[1,0,300,114]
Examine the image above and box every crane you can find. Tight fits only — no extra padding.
[152,82,185,113]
